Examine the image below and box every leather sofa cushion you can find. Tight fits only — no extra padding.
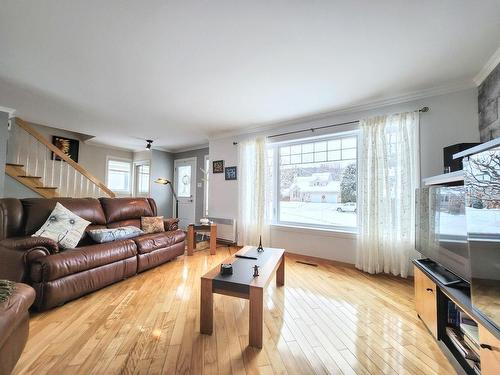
[107,219,141,230]
[0,283,35,349]
[99,198,155,224]
[30,239,137,282]
[22,198,106,235]
[133,230,186,254]
[78,225,108,247]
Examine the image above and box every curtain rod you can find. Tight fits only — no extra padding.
[266,106,429,140]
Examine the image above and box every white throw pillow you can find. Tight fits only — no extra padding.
[32,202,91,249]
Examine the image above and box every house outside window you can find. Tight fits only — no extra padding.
[106,158,132,195]
[275,132,358,232]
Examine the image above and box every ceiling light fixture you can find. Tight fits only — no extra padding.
[146,139,153,150]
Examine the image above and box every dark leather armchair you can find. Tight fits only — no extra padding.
[0,282,35,375]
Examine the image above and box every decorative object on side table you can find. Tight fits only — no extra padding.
[225,166,237,180]
[52,135,79,162]
[220,263,233,275]
[253,265,260,277]
[213,160,224,173]
[257,235,264,252]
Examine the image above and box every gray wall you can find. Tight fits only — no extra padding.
[478,62,500,141]
[173,147,209,222]
[4,175,40,198]
[0,112,8,196]
[150,150,174,217]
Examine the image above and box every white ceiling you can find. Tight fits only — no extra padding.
[1,1,500,152]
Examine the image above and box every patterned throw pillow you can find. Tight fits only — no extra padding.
[88,226,144,243]
[32,202,91,249]
[141,216,164,234]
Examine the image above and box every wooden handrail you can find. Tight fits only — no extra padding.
[15,118,116,198]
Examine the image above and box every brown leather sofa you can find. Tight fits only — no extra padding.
[0,197,186,311]
[0,282,35,375]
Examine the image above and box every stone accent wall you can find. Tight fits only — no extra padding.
[478,62,500,141]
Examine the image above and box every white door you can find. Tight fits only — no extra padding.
[174,157,196,230]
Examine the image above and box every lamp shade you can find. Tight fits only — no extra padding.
[154,178,171,185]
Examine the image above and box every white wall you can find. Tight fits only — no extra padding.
[209,88,480,264]
[0,111,8,196]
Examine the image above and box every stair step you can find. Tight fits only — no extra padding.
[36,187,58,190]
[18,175,42,179]
[6,163,24,167]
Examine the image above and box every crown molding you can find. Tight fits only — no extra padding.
[0,106,16,117]
[474,46,500,86]
[84,138,136,152]
[171,143,210,154]
[208,79,475,141]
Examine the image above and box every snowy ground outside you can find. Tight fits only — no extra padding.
[279,201,357,228]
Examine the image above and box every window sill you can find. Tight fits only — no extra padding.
[270,223,358,239]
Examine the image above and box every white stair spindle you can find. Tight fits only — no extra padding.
[78,173,83,198]
[25,132,30,175]
[59,160,63,195]
[51,156,55,188]
[15,123,20,165]
[34,140,39,177]
[73,168,77,197]
[66,162,70,197]
[42,150,47,185]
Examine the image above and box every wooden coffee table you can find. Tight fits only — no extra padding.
[200,246,285,348]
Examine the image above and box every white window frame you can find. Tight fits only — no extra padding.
[133,160,151,197]
[273,130,360,233]
[106,156,132,195]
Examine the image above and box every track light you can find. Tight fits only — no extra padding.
[146,139,153,150]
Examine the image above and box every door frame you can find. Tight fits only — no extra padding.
[173,157,197,224]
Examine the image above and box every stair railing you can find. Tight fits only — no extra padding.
[6,118,115,198]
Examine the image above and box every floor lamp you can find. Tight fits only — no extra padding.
[154,178,178,219]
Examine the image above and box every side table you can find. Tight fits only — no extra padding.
[187,223,217,255]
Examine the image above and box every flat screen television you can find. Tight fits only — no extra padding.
[415,186,471,282]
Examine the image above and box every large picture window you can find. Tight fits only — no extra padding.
[276,133,358,231]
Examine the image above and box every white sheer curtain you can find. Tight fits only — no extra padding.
[238,136,273,247]
[356,111,419,278]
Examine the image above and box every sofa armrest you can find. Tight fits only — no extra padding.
[163,218,179,231]
[0,237,59,254]
[0,237,55,282]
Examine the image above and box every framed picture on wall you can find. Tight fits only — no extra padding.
[213,160,224,173]
[52,136,79,162]
[225,166,237,180]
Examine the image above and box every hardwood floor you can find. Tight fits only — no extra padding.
[13,245,457,375]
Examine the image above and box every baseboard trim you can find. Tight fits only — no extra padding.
[284,251,356,269]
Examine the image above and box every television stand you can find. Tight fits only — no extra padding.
[413,259,500,375]
[416,258,462,286]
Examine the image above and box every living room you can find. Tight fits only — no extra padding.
[0,2,499,375]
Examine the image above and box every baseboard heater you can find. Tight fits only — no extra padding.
[207,217,237,245]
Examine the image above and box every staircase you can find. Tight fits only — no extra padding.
[5,118,115,198]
